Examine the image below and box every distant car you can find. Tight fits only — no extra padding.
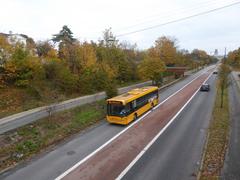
[200,84,210,91]
[213,71,218,74]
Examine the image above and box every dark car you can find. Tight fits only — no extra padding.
[200,84,210,91]
[213,71,218,74]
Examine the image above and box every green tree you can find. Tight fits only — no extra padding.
[95,30,136,83]
[138,56,166,86]
[52,25,76,44]
[120,41,139,81]
[219,63,231,108]
[52,25,79,73]
[43,59,78,93]
[105,81,118,99]
[3,45,45,87]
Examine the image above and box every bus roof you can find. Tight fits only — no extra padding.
[107,86,158,105]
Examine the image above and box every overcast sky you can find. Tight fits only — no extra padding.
[0,0,240,54]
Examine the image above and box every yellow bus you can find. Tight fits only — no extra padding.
[106,86,159,125]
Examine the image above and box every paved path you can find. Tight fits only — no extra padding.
[222,73,240,180]
[232,71,240,90]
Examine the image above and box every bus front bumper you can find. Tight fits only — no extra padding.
[106,116,128,125]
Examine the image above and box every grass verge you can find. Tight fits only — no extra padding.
[199,83,229,180]
[0,100,105,172]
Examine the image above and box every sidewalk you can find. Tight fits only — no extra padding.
[231,71,240,90]
[221,71,240,180]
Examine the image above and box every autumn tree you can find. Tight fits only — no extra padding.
[95,30,137,83]
[0,35,12,66]
[0,35,12,87]
[25,36,36,55]
[175,49,190,66]
[3,44,44,87]
[138,56,166,86]
[190,49,209,65]
[0,35,16,87]
[227,48,240,68]
[76,42,100,93]
[152,36,178,66]
[69,40,117,94]
[36,40,57,59]
[77,42,97,71]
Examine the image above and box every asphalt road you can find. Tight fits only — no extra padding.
[222,75,240,180]
[0,66,215,180]
[121,72,217,180]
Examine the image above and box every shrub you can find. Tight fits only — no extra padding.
[15,79,29,87]
[105,81,117,99]
[44,60,78,93]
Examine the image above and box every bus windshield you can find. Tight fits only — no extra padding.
[107,103,126,116]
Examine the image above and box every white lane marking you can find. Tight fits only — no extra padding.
[55,69,212,180]
[116,72,213,180]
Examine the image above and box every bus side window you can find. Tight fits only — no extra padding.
[125,103,131,115]
[129,102,133,112]
[132,100,137,110]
